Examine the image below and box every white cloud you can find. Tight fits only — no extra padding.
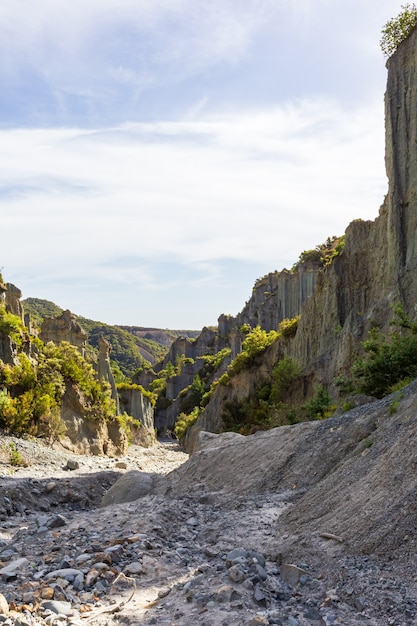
[0,0,271,100]
[1,97,386,288]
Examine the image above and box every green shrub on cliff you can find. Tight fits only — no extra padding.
[380,4,417,58]
[175,407,200,443]
[0,338,117,435]
[353,305,417,397]
[0,306,26,348]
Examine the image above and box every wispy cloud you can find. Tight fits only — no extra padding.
[0,0,273,123]
[0,0,398,326]
[1,98,386,283]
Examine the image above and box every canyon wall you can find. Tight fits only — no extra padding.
[185,27,417,449]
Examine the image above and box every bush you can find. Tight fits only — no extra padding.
[270,356,302,403]
[0,306,26,347]
[278,317,300,338]
[353,306,417,398]
[380,4,417,58]
[302,386,334,420]
[228,327,279,377]
[117,412,141,443]
[175,407,200,444]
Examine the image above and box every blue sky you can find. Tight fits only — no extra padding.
[0,0,403,328]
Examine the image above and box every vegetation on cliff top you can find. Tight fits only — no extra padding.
[0,305,117,438]
[380,3,417,58]
[23,298,178,378]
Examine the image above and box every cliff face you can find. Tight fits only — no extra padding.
[290,27,417,385]
[40,309,88,355]
[235,263,320,333]
[185,29,417,449]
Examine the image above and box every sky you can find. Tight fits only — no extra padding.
[0,0,405,329]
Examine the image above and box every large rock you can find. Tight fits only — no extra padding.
[5,283,24,320]
[96,335,120,414]
[101,470,157,506]
[40,310,87,355]
[118,386,154,431]
[60,383,128,456]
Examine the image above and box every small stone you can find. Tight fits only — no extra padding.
[46,482,57,493]
[247,617,269,626]
[251,563,268,581]
[65,460,80,471]
[186,517,198,526]
[41,600,73,616]
[76,554,92,564]
[46,568,84,582]
[355,596,367,611]
[204,547,219,558]
[253,586,267,606]
[40,587,55,600]
[303,607,321,620]
[227,563,247,583]
[47,514,67,529]
[0,593,8,616]
[93,552,112,565]
[85,569,100,587]
[225,548,248,568]
[0,557,29,577]
[115,461,128,469]
[123,562,143,576]
[22,592,35,603]
[280,564,309,587]
[248,550,266,568]
[215,585,240,603]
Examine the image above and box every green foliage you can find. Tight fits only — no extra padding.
[0,306,26,347]
[79,319,149,379]
[22,298,63,328]
[175,407,200,443]
[380,3,417,58]
[341,400,355,413]
[116,381,155,405]
[361,438,373,450]
[227,327,279,377]
[179,374,205,415]
[353,305,417,398]
[198,348,231,377]
[278,316,300,338]
[388,391,403,415]
[4,442,27,467]
[291,236,344,273]
[302,386,334,420]
[117,412,141,443]
[0,336,118,435]
[270,356,302,403]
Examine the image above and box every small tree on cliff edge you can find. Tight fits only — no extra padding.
[380,3,417,58]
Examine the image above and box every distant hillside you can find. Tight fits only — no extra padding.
[118,326,200,347]
[22,298,198,378]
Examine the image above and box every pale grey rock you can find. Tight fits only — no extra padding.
[45,568,84,581]
[101,470,155,506]
[280,564,309,588]
[0,557,29,576]
[41,601,72,616]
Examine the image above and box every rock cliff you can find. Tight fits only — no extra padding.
[184,26,417,448]
[40,309,87,355]
[96,334,120,415]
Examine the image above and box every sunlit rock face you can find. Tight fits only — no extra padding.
[40,309,87,355]
[185,30,417,449]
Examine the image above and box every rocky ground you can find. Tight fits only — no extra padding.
[1,385,417,626]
